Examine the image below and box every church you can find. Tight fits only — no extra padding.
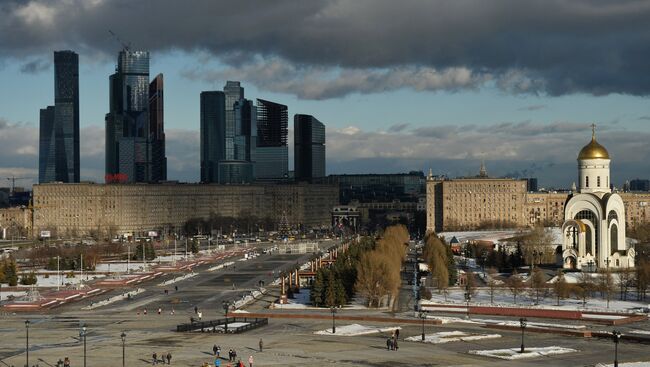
[561,127,635,270]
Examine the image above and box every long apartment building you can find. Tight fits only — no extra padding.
[427,177,650,232]
[32,182,338,238]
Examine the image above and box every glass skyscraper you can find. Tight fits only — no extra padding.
[294,114,326,181]
[105,50,166,183]
[39,51,79,183]
[200,91,226,183]
[255,99,288,180]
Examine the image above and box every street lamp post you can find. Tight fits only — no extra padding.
[330,307,337,334]
[81,324,87,367]
[222,301,230,333]
[519,318,527,353]
[25,320,30,367]
[418,311,426,341]
[464,282,472,319]
[612,330,621,367]
[121,332,126,367]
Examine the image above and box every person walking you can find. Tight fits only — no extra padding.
[248,355,254,367]
[194,306,198,314]
[213,344,218,356]
[144,308,148,315]
[228,349,233,362]
[216,345,221,358]
[63,357,70,367]
[152,352,158,365]
[214,357,221,367]
[258,338,263,352]
[386,337,391,350]
[166,352,172,365]
[158,307,162,315]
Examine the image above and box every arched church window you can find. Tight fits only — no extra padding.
[586,176,589,188]
[575,209,599,257]
[610,223,618,254]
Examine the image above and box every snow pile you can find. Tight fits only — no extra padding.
[82,288,145,310]
[207,261,234,272]
[405,331,501,344]
[232,288,267,309]
[158,272,197,286]
[315,324,401,336]
[469,346,577,360]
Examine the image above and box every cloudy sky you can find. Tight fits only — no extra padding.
[1,0,650,189]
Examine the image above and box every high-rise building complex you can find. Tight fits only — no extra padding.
[200,91,226,183]
[256,98,288,180]
[39,51,80,183]
[105,50,166,183]
[294,114,325,181]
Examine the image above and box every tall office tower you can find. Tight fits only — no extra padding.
[149,74,167,182]
[105,50,164,183]
[255,99,288,180]
[217,81,254,184]
[200,91,226,183]
[38,106,56,183]
[294,114,326,181]
[39,51,80,183]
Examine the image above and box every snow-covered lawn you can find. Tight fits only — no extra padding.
[422,315,586,329]
[597,363,650,367]
[423,288,649,314]
[273,289,311,309]
[0,290,27,301]
[405,331,501,344]
[469,346,577,360]
[315,324,401,336]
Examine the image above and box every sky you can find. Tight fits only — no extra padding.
[1,0,650,189]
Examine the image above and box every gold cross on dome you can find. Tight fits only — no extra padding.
[591,123,596,139]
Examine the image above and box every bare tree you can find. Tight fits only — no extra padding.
[577,272,594,308]
[636,260,650,301]
[529,267,546,304]
[486,267,499,304]
[521,226,555,266]
[552,270,568,306]
[506,270,524,304]
[617,268,633,301]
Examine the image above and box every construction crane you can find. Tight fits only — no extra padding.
[108,30,131,51]
[3,177,32,194]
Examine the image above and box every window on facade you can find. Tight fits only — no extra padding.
[597,176,601,187]
[586,176,589,188]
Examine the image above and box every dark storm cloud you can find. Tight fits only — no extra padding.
[518,104,547,112]
[2,0,650,98]
[387,123,410,133]
[19,58,50,74]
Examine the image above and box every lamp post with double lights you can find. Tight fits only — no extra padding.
[25,320,30,367]
[222,301,230,333]
[612,330,621,367]
[121,332,126,367]
[330,307,337,334]
[519,318,527,353]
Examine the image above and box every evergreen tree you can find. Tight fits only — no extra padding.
[310,270,325,306]
[445,245,458,286]
[4,258,18,286]
[134,243,156,260]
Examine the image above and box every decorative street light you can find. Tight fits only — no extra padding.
[330,306,337,334]
[612,330,621,367]
[519,318,527,353]
[25,319,30,367]
[222,301,230,333]
[120,332,126,367]
[418,311,427,341]
[80,324,87,367]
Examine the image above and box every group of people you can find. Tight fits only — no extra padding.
[386,329,400,351]
[151,352,172,365]
[208,342,260,367]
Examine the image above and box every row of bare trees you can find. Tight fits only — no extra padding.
[355,225,409,309]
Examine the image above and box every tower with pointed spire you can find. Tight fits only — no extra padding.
[479,160,488,178]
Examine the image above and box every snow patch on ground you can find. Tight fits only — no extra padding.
[315,324,401,336]
[207,261,234,272]
[630,330,650,335]
[423,315,585,329]
[405,331,501,344]
[597,363,650,367]
[82,288,145,310]
[469,346,577,360]
[158,272,197,286]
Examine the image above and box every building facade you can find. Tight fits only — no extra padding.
[219,82,254,184]
[0,207,32,240]
[39,51,80,183]
[31,183,338,237]
[255,99,288,180]
[294,114,325,181]
[148,74,166,182]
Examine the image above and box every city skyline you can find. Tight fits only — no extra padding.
[2,1,650,188]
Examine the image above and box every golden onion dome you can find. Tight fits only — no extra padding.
[578,128,610,160]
